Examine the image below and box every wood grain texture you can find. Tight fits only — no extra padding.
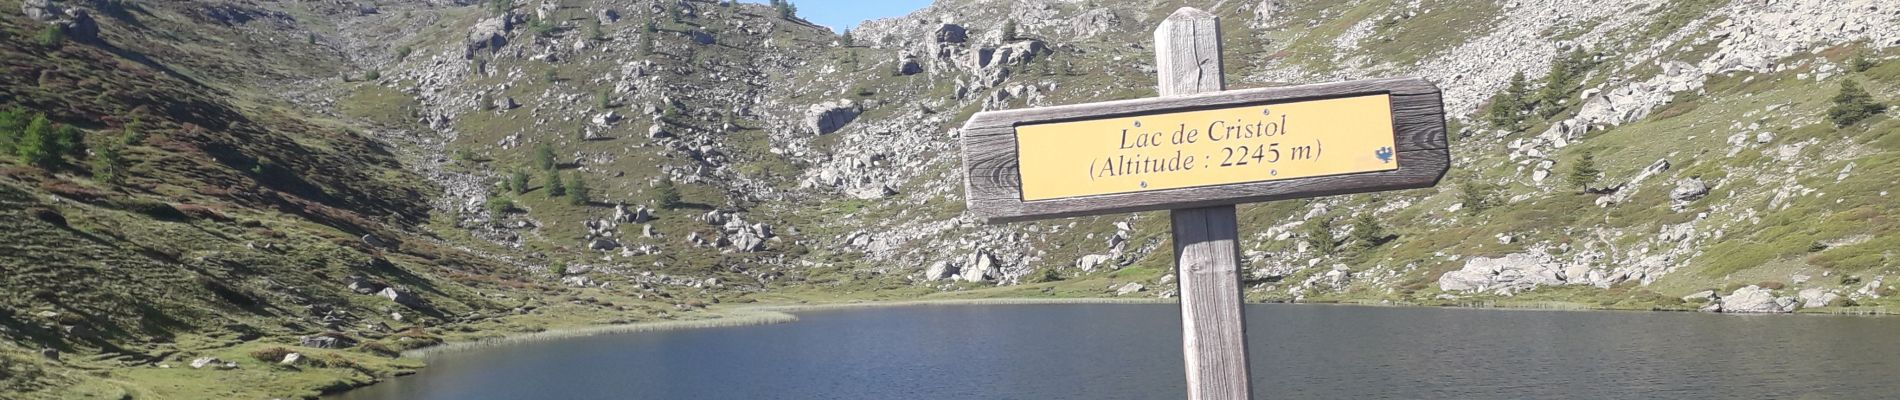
[1157,8,1254,400]
[958,78,1450,223]
[1172,205,1252,400]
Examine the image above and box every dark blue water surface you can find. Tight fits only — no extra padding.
[335,304,1900,399]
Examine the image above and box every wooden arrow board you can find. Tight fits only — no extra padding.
[960,77,1451,223]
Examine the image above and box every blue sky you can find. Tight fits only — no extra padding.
[743,0,934,31]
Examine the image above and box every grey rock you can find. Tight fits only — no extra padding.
[1798,288,1840,308]
[923,261,959,281]
[280,353,303,366]
[1682,290,1717,302]
[731,232,765,252]
[805,100,862,134]
[39,348,57,361]
[1437,253,1565,294]
[932,23,967,43]
[1717,285,1798,313]
[589,237,620,251]
[592,112,622,127]
[300,334,353,349]
[958,251,999,282]
[190,357,221,369]
[361,234,391,248]
[1075,254,1112,272]
[496,96,520,110]
[1115,282,1145,296]
[1670,178,1710,202]
[596,8,619,24]
[648,124,672,138]
[466,16,512,57]
[378,287,424,308]
[897,55,923,75]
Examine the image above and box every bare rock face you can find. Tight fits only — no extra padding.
[466,16,512,57]
[897,54,924,75]
[932,23,967,44]
[22,0,58,22]
[1437,253,1566,295]
[805,100,862,135]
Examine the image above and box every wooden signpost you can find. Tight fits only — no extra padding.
[958,7,1449,400]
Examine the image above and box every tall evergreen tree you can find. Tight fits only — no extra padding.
[1567,151,1601,191]
[533,143,557,171]
[653,178,682,209]
[509,169,531,194]
[1001,20,1018,41]
[545,169,566,197]
[1487,72,1530,132]
[566,173,590,205]
[1349,213,1385,251]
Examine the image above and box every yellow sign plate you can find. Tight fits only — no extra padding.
[1015,94,1399,201]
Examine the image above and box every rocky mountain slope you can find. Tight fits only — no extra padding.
[0,0,1896,398]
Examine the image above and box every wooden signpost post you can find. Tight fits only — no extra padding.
[958,7,1449,400]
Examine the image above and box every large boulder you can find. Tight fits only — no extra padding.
[466,16,512,57]
[377,287,424,308]
[923,261,959,281]
[1437,253,1565,294]
[1716,286,1799,313]
[300,334,356,349]
[21,0,57,22]
[730,232,765,253]
[1116,282,1145,296]
[804,100,862,135]
[932,23,967,43]
[958,251,1000,282]
[1798,288,1840,309]
[1670,178,1710,202]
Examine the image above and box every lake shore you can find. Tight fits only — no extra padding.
[400,297,1172,358]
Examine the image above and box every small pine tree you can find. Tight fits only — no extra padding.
[509,169,531,194]
[118,119,144,146]
[549,260,568,276]
[1828,79,1888,127]
[485,196,516,215]
[1458,178,1499,215]
[396,45,412,60]
[1487,72,1530,132]
[587,18,603,40]
[36,26,63,48]
[365,70,382,80]
[54,124,82,157]
[532,144,556,171]
[0,108,26,153]
[16,115,56,167]
[841,29,853,46]
[1306,217,1337,255]
[654,178,682,209]
[596,89,612,109]
[488,0,510,14]
[545,169,566,197]
[1349,213,1385,250]
[1849,51,1876,73]
[1001,20,1018,42]
[543,68,557,83]
[566,173,590,205]
[92,143,126,185]
[1536,49,1593,118]
[1567,151,1601,191]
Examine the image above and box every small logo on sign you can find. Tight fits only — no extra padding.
[1375,146,1394,163]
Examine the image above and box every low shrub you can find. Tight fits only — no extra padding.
[249,347,293,363]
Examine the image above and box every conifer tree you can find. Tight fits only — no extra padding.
[16,115,56,167]
[1567,151,1600,191]
[1828,79,1887,127]
[545,169,566,197]
[1486,72,1530,132]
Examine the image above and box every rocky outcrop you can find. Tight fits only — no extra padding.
[932,23,967,44]
[466,16,512,57]
[1115,282,1145,296]
[1438,253,1566,295]
[1712,285,1799,313]
[958,251,1000,282]
[805,100,861,134]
